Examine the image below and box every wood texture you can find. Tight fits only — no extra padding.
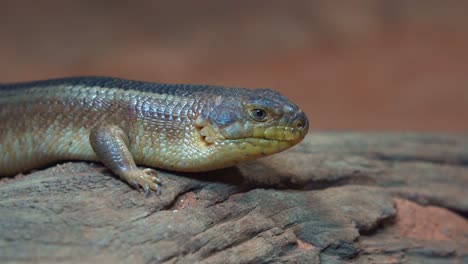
[1,133,467,263]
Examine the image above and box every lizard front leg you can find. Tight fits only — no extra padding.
[89,124,161,196]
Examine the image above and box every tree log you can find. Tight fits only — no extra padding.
[1,133,467,263]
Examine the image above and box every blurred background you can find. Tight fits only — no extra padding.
[1,0,467,132]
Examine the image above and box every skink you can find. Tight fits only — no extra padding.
[0,77,309,195]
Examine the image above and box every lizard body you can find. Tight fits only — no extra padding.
[0,77,309,194]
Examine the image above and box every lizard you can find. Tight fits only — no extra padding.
[0,77,309,195]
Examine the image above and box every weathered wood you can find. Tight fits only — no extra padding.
[1,133,467,263]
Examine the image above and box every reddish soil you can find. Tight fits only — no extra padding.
[394,198,468,242]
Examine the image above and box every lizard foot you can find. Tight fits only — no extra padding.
[122,168,162,197]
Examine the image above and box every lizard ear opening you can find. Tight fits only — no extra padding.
[199,125,222,144]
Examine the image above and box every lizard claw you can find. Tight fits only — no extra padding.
[131,180,142,192]
[155,184,161,196]
[144,184,151,197]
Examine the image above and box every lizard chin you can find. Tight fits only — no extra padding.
[215,137,301,158]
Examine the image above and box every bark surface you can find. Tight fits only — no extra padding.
[1,133,467,263]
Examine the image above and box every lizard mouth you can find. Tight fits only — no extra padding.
[261,126,305,141]
[224,137,300,146]
[199,123,305,145]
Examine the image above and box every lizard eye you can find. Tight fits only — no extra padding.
[249,108,268,122]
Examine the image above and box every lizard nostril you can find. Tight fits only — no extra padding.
[293,118,307,130]
[295,120,304,129]
[292,112,309,131]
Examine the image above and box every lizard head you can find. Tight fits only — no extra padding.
[194,87,308,168]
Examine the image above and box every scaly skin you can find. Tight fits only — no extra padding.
[0,77,309,195]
